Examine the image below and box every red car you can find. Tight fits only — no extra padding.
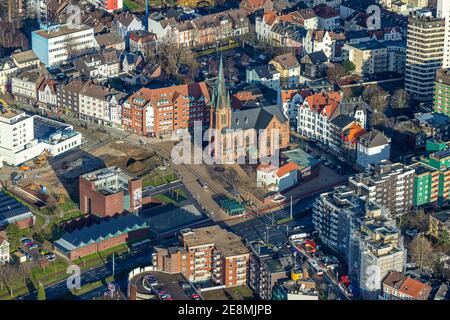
[191,293,200,300]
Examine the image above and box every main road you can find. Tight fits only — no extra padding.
[19,237,178,300]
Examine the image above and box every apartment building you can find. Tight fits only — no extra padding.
[248,242,296,300]
[152,226,250,288]
[12,68,47,105]
[349,220,406,299]
[31,24,95,67]
[356,130,391,169]
[343,40,406,77]
[56,79,85,116]
[0,231,9,265]
[0,58,17,94]
[304,29,346,62]
[313,4,341,30]
[269,53,301,88]
[79,167,142,217]
[148,9,250,48]
[313,185,405,299]
[78,82,126,128]
[381,271,432,300]
[437,0,450,69]
[122,82,210,137]
[412,148,450,207]
[113,12,143,42]
[73,49,121,83]
[246,64,281,91]
[434,68,450,116]
[349,161,415,215]
[297,91,340,145]
[428,210,450,241]
[405,9,445,101]
[313,186,373,256]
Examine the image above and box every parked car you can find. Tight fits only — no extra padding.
[191,293,200,300]
[28,244,39,250]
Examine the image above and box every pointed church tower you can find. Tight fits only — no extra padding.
[210,56,232,133]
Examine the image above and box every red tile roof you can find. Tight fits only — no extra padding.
[276,162,298,177]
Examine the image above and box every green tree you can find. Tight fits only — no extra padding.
[5,223,20,252]
[342,60,356,75]
[37,282,46,300]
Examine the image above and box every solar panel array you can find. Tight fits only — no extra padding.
[0,191,32,221]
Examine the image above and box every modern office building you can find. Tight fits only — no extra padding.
[31,23,95,67]
[405,9,445,101]
[349,161,415,216]
[0,108,82,166]
[152,225,250,288]
[79,167,142,217]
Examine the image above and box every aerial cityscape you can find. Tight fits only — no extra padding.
[1,0,450,304]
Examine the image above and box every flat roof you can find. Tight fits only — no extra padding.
[33,24,92,39]
[182,225,249,258]
[12,50,39,64]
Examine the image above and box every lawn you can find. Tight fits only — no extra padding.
[153,188,187,204]
[74,243,130,269]
[141,169,178,188]
[124,0,141,11]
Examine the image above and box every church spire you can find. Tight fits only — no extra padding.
[211,55,230,109]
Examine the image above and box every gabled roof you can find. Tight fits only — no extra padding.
[271,52,300,69]
[304,92,341,118]
[276,162,298,177]
[359,130,390,148]
[229,104,288,131]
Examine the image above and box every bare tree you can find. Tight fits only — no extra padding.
[156,43,198,80]
[363,85,389,126]
[391,89,410,109]
[410,235,436,269]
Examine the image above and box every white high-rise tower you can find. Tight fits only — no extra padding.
[438,0,450,68]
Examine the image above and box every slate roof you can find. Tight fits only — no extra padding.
[228,104,288,131]
[359,130,390,148]
[54,213,149,252]
[331,114,355,129]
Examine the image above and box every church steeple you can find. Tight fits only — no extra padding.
[211,55,230,110]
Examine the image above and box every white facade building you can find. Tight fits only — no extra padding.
[357,130,391,169]
[32,24,95,67]
[0,109,82,166]
[438,0,450,69]
[257,163,298,192]
[0,232,9,265]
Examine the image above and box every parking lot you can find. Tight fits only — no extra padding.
[129,271,200,300]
